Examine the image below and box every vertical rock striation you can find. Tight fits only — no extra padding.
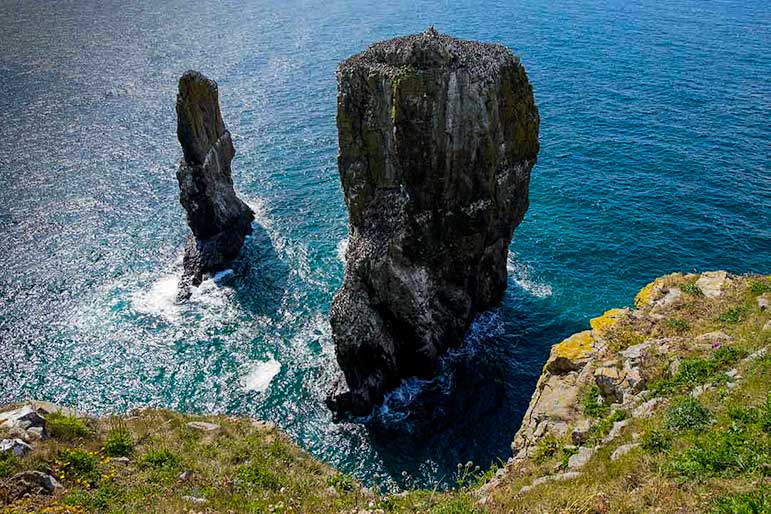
[175,71,254,298]
[328,29,540,416]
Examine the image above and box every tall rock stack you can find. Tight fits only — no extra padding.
[328,29,540,416]
[175,71,254,298]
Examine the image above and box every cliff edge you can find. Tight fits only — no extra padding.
[3,271,768,513]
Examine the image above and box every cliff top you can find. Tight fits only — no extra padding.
[2,272,769,512]
[339,27,520,80]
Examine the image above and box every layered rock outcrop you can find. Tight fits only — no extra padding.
[175,71,254,298]
[328,29,540,415]
[473,271,771,502]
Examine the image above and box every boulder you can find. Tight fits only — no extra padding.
[175,71,254,298]
[5,471,60,498]
[0,438,32,456]
[0,405,47,434]
[695,271,728,298]
[328,28,539,415]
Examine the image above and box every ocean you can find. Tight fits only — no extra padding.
[0,0,768,488]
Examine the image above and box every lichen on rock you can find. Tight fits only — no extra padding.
[174,71,254,298]
[328,28,540,416]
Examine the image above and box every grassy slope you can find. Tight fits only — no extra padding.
[1,273,769,514]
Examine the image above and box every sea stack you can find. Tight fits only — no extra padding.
[175,71,254,298]
[328,28,540,416]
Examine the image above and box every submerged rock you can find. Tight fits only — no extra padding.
[328,28,539,416]
[175,71,254,298]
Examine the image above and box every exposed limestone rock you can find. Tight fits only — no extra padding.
[602,419,630,444]
[594,364,623,403]
[175,71,254,298]
[518,471,581,495]
[328,29,539,415]
[758,293,770,310]
[186,421,221,432]
[589,308,629,333]
[567,446,595,470]
[571,419,591,445]
[695,330,732,344]
[0,405,46,432]
[695,270,728,298]
[632,398,662,418]
[611,443,639,461]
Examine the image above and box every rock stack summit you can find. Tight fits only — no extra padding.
[328,29,540,416]
[175,71,254,298]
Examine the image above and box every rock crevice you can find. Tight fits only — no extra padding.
[329,29,540,415]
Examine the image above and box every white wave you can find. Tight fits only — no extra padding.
[188,275,231,310]
[336,238,348,263]
[241,357,281,392]
[507,254,553,298]
[244,196,273,231]
[131,273,181,320]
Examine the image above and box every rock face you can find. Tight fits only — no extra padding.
[328,29,540,415]
[175,71,254,297]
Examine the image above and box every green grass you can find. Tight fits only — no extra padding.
[712,487,770,514]
[583,384,610,418]
[47,412,90,441]
[236,461,284,491]
[665,397,713,432]
[0,451,18,478]
[682,282,703,296]
[651,346,745,397]
[140,448,179,471]
[58,448,100,486]
[103,421,133,457]
[641,429,672,453]
[665,318,690,333]
[749,279,771,295]
[533,433,559,463]
[719,306,747,323]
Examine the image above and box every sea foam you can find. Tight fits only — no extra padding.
[241,357,281,393]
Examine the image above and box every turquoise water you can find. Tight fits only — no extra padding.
[0,0,769,488]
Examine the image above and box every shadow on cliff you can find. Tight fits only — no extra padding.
[228,221,288,318]
[360,286,585,488]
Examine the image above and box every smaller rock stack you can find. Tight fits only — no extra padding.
[175,71,254,298]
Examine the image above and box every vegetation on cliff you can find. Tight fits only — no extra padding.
[1,272,768,513]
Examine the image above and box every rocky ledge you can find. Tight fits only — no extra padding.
[175,71,254,299]
[476,271,771,511]
[328,28,540,416]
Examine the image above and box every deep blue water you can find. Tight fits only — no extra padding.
[0,0,769,489]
